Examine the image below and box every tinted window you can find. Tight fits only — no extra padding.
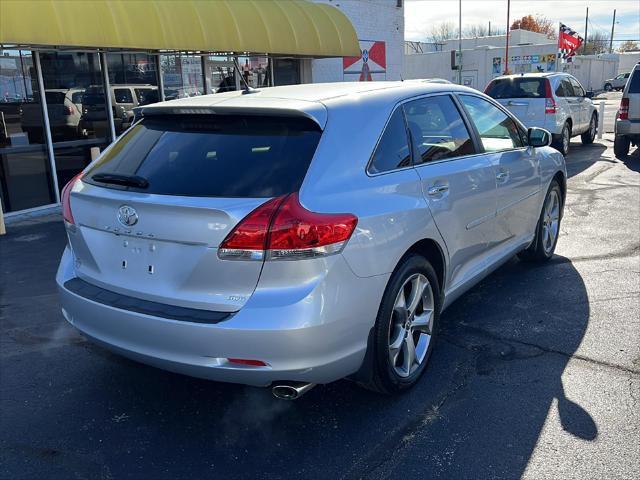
[562,79,576,97]
[84,115,322,197]
[368,108,411,174]
[114,88,133,104]
[459,95,524,152]
[45,91,66,104]
[555,81,567,97]
[485,78,546,99]
[628,70,640,93]
[135,88,158,105]
[569,78,585,97]
[404,95,474,164]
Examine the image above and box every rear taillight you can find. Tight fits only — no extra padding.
[619,97,629,120]
[219,193,358,261]
[544,79,556,114]
[61,173,83,225]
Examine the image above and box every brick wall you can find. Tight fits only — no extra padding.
[310,0,404,82]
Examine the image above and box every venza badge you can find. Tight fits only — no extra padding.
[117,205,138,227]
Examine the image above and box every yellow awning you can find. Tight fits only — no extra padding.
[0,0,360,57]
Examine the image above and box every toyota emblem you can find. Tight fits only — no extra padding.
[117,205,138,227]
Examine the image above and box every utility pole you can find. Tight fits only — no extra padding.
[458,0,462,84]
[504,0,511,74]
[583,7,588,54]
[488,21,491,36]
[609,9,616,53]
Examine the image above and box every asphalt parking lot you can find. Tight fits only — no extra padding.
[1,135,638,479]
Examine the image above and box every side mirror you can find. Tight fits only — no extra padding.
[528,127,551,148]
[585,90,594,99]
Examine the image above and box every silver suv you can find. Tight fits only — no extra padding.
[614,63,640,159]
[485,73,598,156]
[57,82,566,398]
[604,72,630,92]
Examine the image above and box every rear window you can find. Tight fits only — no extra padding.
[629,69,640,93]
[84,115,322,197]
[485,78,546,99]
[45,92,66,104]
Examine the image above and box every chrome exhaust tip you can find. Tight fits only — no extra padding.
[271,382,316,400]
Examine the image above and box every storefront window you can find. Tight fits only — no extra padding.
[106,53,159,135]
[273,59,300,86]
[236,56,272,89]
[39,52,110,192]
[0,49,56,212]
[160,54,204,100]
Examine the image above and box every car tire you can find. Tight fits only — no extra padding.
[614,135,631,159]
[360,254,441,394]
[553,122,571,156]
[604,83,612,92]
[518,179,563,263]
[581,114,597,144]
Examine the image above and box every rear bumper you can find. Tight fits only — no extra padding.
[615,119,640,136]
[57,247,388,386]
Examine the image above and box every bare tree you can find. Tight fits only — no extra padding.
[430,22,457,43]
[618,40,640,52]
[582,31,610,55]
[465,24,506,37]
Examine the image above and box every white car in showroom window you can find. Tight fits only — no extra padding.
[485,73,598,156]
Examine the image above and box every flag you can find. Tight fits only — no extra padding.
[558,23,584,61]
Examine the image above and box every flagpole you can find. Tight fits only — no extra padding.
[555,22,560,72]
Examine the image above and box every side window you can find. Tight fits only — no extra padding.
[561,79,576,97]
[555,81,566,97]
[403,95,475,164]
[114,88,133,104]
[459,95,524,152]
[368,108,412,174]
[569,78,585,97]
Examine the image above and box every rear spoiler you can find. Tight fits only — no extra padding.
[133,101,328,129]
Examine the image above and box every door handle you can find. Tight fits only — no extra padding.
[496,171,509,181]
[427,184,449,196]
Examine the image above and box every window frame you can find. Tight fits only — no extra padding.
[366,93,485,176]
[403,94,478,166]
[456,93,530,155]
[568,77,586,97]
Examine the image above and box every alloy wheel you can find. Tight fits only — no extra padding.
[388,273,434,378]
[542,189,560,255]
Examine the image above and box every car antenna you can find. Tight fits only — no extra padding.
[233,57,258,94]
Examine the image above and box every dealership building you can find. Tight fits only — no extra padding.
[0,0,404,217]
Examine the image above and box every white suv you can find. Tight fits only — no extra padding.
[614,63,640,159]
[485,73,598,156]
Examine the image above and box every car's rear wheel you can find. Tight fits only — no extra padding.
[519,180,563,262]
[604,83,612,91]
[553,122,571,156]
[361,254,440,394]
[581,114,597,144]
[614,135,631,159]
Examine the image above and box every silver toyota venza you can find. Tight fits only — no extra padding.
[57,82,566,399]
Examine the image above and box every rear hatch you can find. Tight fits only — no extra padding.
[485,77,548,126]
[626,69,640,120]
[67,113,322,312]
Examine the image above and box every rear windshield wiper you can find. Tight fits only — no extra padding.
[91,172,149,189]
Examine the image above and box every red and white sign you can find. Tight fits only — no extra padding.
[343,40,386,82]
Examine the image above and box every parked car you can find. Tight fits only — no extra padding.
[484,73,597,156]
[614,63,640,158]
[57,82,566,399]
[80,84,159,137]
[20,88,84,141]
[604,72,630,92]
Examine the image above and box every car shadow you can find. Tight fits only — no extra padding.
[618,145,640,173]
[1,221,594,479]
[565,141,610,178]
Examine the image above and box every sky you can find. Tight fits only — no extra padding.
[405,0,640,44]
